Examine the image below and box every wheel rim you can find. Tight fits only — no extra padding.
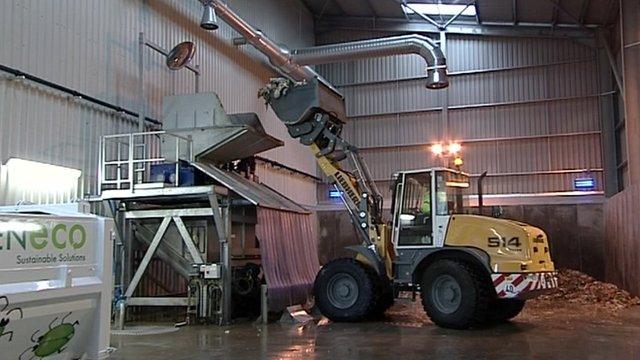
[430,274,462,314]
[326,273,359,309]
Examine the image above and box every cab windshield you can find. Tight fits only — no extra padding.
[435,171,470,215]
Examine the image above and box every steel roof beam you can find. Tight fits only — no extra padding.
[546,0,590,31]
[442,0,476,29]
[297,0,315,15]
[398,1,443,28]
[318,0,332,20]
[579,0,591,24]
[551,0,561,27]
[363,0,378,18]
[316,16,596,40]
[332,0,348,16]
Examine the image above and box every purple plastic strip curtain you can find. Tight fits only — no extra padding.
[256,207,320,311]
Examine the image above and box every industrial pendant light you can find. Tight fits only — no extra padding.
[200,1,219,31]
[166,41,197,70]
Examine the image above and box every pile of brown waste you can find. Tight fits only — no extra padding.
[381,269,640,327]
[535,269,640,311]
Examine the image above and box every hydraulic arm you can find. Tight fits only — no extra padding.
[259,77,384,250]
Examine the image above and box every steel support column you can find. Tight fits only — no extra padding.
[440,31,449,167]
[597,30,625,98]
[208,193,231,325]
[138,32,145,133]
[597,46,619,196]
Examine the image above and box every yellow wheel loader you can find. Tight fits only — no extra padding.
[259,75,558,329]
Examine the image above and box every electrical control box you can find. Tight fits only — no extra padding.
[200,264,221,279]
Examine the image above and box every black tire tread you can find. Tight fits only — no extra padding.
[369,271,395,318]
[420,259,493,329]
[487,299,526,323]
[314,258,378,322]
[362,263,384,318]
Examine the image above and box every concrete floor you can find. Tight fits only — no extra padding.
[110,300,640,360]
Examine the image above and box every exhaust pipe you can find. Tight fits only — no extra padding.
[477,171,488,216]
[290,35,449,89]
[197,1,448,90]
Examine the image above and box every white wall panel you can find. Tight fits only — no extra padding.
[318,32,603,194]
[344,82,398,116]
[449,73,496,106]
[396,79,444,113]
[397,112,443,145]
[398,147,438,172]
[494,67,548,103]
[461,142,500,174]
[0,0,316,205]
[548,97,600,133]
[549,134,602,170]
[494,103,549,138]
[496,138,550,173]
[0,77,138,199]
[447,36,593,73]
[350,115,399,148]
[360,148,399,180]
[546,61,599,98]
[450,107,496,140]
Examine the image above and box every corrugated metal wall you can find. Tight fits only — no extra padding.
[603,0,640,296]
[255,163,317,207]
[0,0,317,206]
[604,183,640,295]
[317,31,603,200]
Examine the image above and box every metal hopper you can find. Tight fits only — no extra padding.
[161,92,283,164]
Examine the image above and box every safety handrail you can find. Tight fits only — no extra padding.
[98,131,194,193]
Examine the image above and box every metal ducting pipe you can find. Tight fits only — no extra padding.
[202,0,319,83]
[199,1,448,91]
[290,35,449,89]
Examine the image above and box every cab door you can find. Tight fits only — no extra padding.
[392,171,435,249]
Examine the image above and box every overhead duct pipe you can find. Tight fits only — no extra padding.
[290,35,449,89]
[199,0,321,84]
[197,1,449,90]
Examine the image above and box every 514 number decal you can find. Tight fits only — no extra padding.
[488,237,522,250]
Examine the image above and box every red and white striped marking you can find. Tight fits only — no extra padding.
[491,272,558,298]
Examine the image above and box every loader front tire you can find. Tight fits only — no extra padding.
[369,275,395,318]
[420,259,492,329]
[487,299,525,323]
[314,258,377,322]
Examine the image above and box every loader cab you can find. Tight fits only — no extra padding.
[391,168,470,249]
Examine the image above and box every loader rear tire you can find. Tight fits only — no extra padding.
[420,259,492,329]
[314,258,377,322]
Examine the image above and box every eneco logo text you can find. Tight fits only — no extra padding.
[0,221,87,251]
